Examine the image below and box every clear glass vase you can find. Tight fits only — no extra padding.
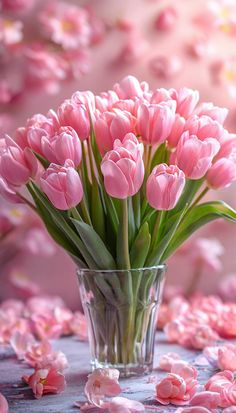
[77,265,166,377]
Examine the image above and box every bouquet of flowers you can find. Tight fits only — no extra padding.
[1,75,236,373]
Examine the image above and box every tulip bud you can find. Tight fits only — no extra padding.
[101,133,144,199]
[146,164,185,210]
[137,101,176,145]
[172,131,220,179]
[113,75,149,99]
[42,126,82,167]
[94,109,136,155]
[0,136,38,186]
[207,158,236,189]
[57,99,90,141]
[40,160,83,210]
[171,87,199,118]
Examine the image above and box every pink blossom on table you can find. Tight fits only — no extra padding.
[195,103,228,125]
[171,131,220,179]
[175,407,212,413]
[113,75,149,100]
[24,44,68,95]
[117,31,148,63]
[218,273,236,302]
[42,126,82,167]
[101,133,144,199]
[26,295,65,315]
[57,99,90,141]
[8,270,41,298]
[184,325,219,350]
[154,6,177,31]
[0,311,30,344]
[137,101,176,144]
[94,109,136,155]
[23,367,66,399]
[31,313,64,340]
[53,307,73,336]
[0,299,25,316]
[0,178,23,204]
[70,311,88,341]
[155,370,198,405]
[207,158,236,189]
[223,408,236,413]
[203,346,219,368]
[190,391,221,410]
[164,319,186,343]
[39,2,91,50]
[2,0,35,12]
[84,368,121,407]
[22,227,55,256]
[0,18,23,46]
[24,340,68,371]
[171,362,198,382]
[0,393,8,413]
[149,55,183,80]
[0,136,38,187]
[108,397,145,412]
[146,164,185,211]
[159,352,181,371]
[170,88,199,119]
[218,343,236,371]
[205,370,236,407]
[40,160,83,210]
[213,303,236,338]
[10,330,35,360]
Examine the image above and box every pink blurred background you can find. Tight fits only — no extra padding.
[1,0,236,307]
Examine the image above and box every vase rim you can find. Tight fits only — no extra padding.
[77,264,166,274]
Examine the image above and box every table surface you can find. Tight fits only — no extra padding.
[0,332,222,413]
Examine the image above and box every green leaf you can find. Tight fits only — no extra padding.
[27,182,97,269]
[128,197,136,247]
[145,206,188,266]
[169,179,203,216]
[132,192,141,229]
[151,143,167,170]
[33,151,50,169]
[91,183,106,242]
[162,201,236,261]
[71,219,116,270]
[130,222,151,268]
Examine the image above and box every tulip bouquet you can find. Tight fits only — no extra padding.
[1,75,236,373]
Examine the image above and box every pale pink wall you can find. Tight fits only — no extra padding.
[2,0,236,307]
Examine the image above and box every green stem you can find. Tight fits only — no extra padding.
[150,210,165,251]
[117,199,130,269]
[190,186,209,210]
[70,207,82,220]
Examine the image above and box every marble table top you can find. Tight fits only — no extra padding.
[0,332,223,413]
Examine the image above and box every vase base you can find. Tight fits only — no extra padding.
[91,359,153,377]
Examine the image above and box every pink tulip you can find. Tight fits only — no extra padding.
[159,352,181,371]
[0,178,23,204]
[155,6,178,31]
[190,391,221,410]
[207,158,236,189]
[94,109,136,155]
[109,397,145,412]
[95,91,119,113]
[150,88,172,104]
[155,372,197,405]
[195,103,228,124]
[216,133,236,159]
[72,90,96,113]
[23,368,66,399]
[84,368,121,407]
[146,164,185,211]
[172,131,220,179]
[170,88,199,118]
[184,115,225,142]
[218,344,236,372]
[101,133,144,199]
[137,101,176,145]
[167,115,186,149]
[113,75,149,99]
[0,136,38,186]
[42,126,82,166]
[0,393,8,413]
[57,99,90,141]
[40,160,83,210]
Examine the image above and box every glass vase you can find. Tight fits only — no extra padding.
[77,265,166,377]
